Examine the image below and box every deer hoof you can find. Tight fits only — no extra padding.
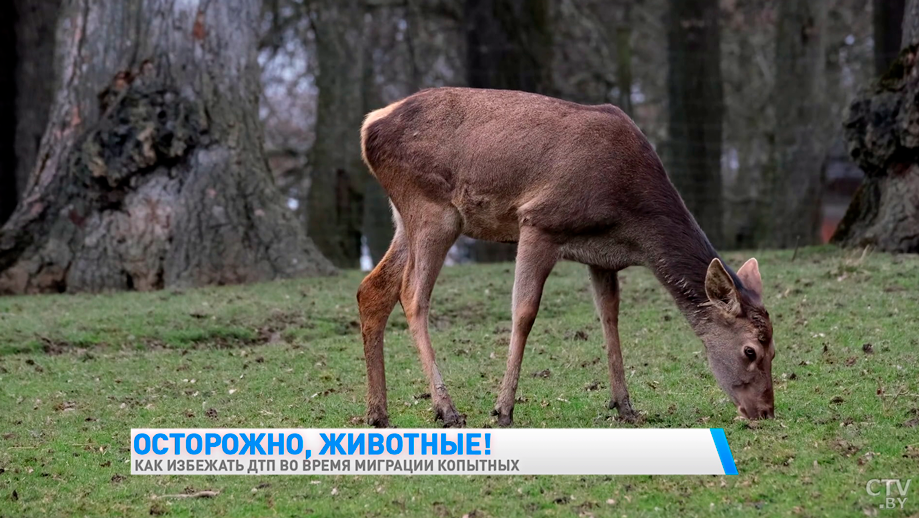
[436,407,466,428]
[617,411,640,424]
[492,408,514,427]
[367,413,391,428]
[609,399,639,423]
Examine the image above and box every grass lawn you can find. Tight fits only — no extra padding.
[0,246,917,517]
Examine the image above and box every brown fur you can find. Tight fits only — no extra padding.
[357,87,775,427]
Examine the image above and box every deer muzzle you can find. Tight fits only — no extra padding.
[736,385,775,420]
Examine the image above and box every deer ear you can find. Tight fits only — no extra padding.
[736,258,763,298]
[705,258,741,315]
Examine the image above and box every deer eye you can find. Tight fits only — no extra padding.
[744,346,757,361]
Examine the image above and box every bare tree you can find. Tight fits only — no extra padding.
[0,0,334,294]
[464,0,553,262]
[306,0,369,268]
[832,0,919,252]
[465,0,553,94]
[362,1,433,265]
[875,0,906,75]
[613,1,634,117]
[367,0,468,265]
[361,12,396,267]
[0,1,15,225]
[720,0,776,249]
[665,0,724,247]
[765,0,828,248]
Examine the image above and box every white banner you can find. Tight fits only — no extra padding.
[130,428,738,476]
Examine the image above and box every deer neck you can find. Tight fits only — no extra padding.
[644,215,728,331]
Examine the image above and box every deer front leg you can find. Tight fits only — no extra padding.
[589,266,637,422]
[493,227,559,427]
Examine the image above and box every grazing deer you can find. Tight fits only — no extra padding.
[357,87,775,428]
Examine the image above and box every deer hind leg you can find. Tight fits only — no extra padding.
[588,266,638,422]
[400,201,465,427]
[493,226,559,427]
[357,224,408,428]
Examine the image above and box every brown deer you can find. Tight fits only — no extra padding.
[357,87,775,428]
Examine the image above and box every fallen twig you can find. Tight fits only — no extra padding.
[153,491,220,500]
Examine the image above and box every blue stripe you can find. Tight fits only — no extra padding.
[710,428,738,475]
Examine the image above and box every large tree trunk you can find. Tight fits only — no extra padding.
[665,0,724,248]
[13,0,60,201]
[832,0,919,252]
[0,0,334,295]
[875,0,907,75]
[465,0,552,262]
[0,0,17,225]
[765,0,827,248]
[306,0,369,269]
[2,0,61,227]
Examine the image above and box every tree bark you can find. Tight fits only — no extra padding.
[306,0,369,269]
[765,0,827,248]
[665,0,724,248]
[831,0,919,253]
[465,0,552,262]
[0,0,334,295]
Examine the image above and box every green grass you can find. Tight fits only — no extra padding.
[0,246,917,517]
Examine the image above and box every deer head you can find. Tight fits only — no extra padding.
[699,258,775,419]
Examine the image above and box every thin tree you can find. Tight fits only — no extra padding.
[361,20,395,267]
[0,0,16,225]
[665,0,724,248]
[306,0,369,268]
[613,0,634,117]
[875,0,906,75]
[832,0,919,252]
[766,0,827,248]
[361,1,417,266]
[0,0,334,294]
[464,0,553,262]
[465,0,553,94]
